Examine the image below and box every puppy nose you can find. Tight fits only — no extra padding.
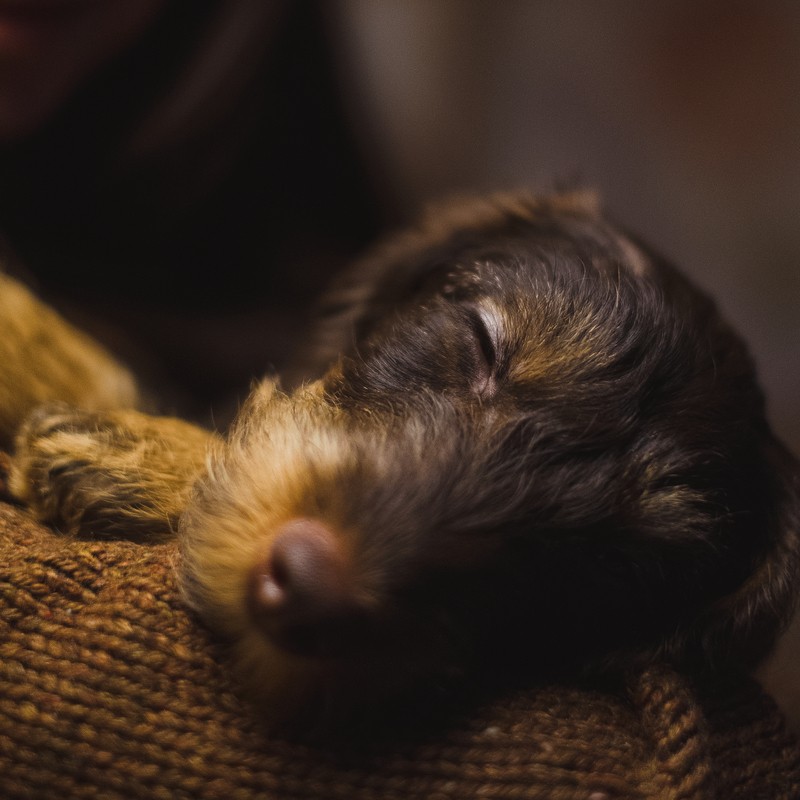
[248,518,363,656]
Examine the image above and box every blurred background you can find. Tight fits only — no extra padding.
[0,0,797,452]
[334,0,800,454]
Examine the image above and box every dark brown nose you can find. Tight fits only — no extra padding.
[248,518,367,657]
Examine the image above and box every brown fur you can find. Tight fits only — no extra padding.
[1,191,798,725]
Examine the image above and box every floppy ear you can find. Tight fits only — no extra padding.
[686,436,800,670]
[545,187,603,217]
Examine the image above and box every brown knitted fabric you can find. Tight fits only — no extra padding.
[1,501,798,800]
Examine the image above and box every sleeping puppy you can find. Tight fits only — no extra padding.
[4,191,799,724]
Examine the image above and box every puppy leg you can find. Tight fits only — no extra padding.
[9,405,215,539]
[0,272,139,448]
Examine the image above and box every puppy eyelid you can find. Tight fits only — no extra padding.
[466,305,502,372]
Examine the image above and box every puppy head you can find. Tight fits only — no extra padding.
[180,193,800,724]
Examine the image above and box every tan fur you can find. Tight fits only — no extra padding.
[0,270,211,539]
[179,379,370,710]
[178,378,510,718]
[10,405,214,539]
[0,273,139,449]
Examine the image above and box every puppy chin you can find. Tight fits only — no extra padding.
[230,629,326,727]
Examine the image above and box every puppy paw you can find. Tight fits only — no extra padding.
[10,404,212,539]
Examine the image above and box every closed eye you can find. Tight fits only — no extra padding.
[465,305,502,399]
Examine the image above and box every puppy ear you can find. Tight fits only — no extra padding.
[547,188,603,218]
[686,437,800,670]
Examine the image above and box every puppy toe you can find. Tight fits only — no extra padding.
[9,406,108,528]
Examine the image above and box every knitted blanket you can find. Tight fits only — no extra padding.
[1,501,798,800]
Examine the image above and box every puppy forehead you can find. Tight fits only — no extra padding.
[435,217,651,306]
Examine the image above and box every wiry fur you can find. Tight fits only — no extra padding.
[10,405,214,539]
[0,273,138,451]
[1,191,798,725]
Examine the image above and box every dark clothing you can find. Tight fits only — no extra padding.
[0,1,387,419]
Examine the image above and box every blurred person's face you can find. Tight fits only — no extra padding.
[0,0,166,141]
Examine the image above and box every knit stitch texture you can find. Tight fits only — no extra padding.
[0,503,798,800]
